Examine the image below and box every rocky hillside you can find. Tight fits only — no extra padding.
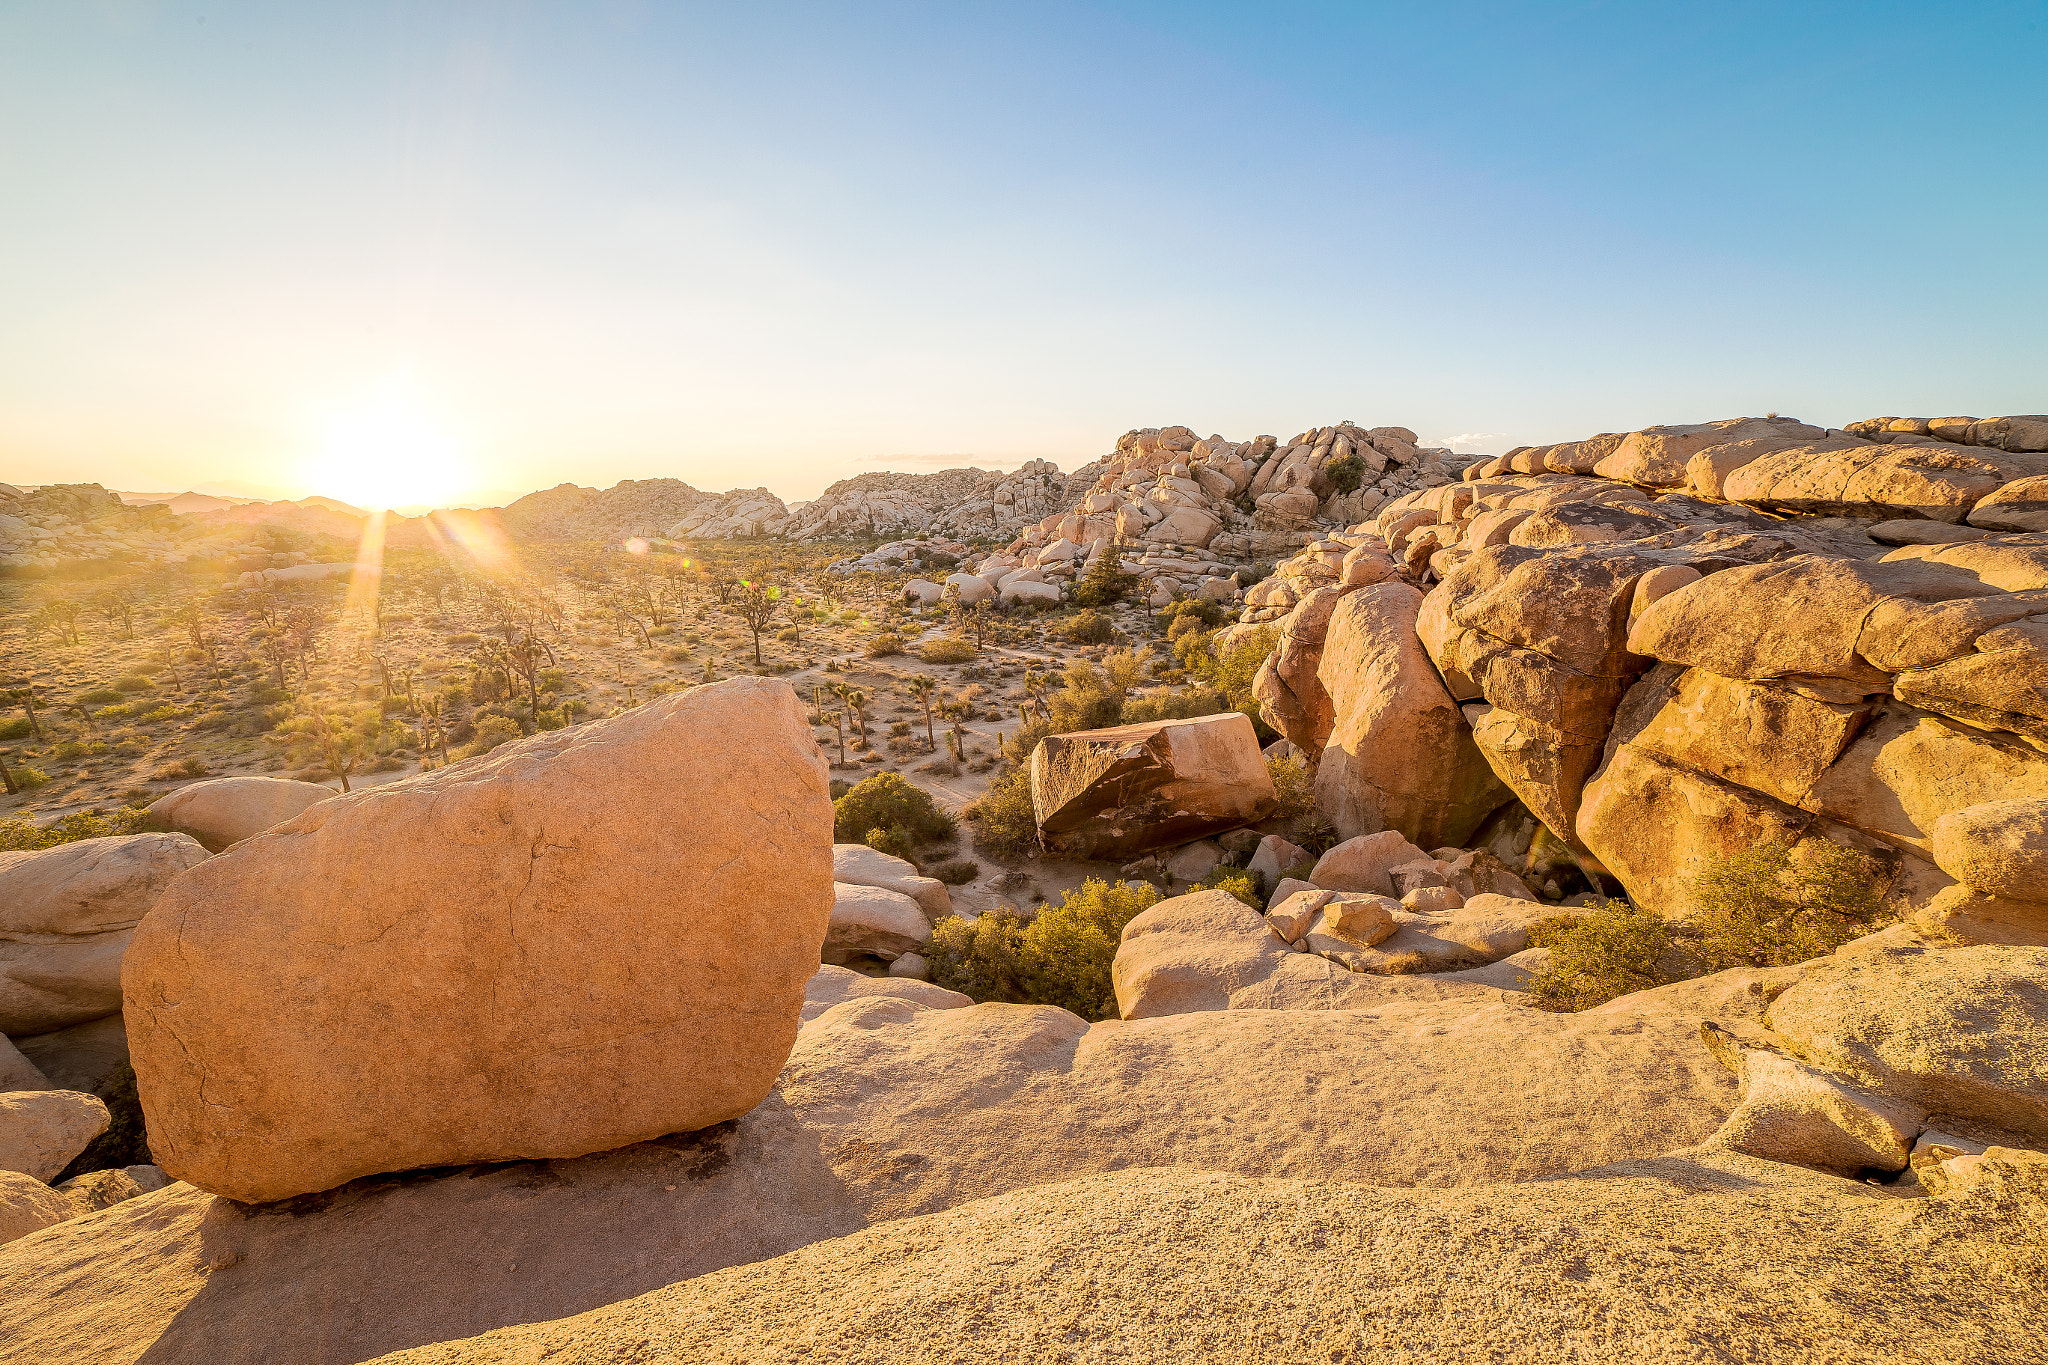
[1236,413,2048,946]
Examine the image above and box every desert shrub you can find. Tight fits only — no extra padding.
[149,756,209,781]
[1175,625,1277,741]
[918,637,977,664]
[1527,902,1676,1012]
[76,688,123,706]
[863,825,916,863]
[112,675,154,693]
[466,715,523,755]
[0,717,30,741]
[0,807,154,852]
[9,766,51,789]
[1689,840,1889,970]
[925,878,1160,1021]
[136,703,184,724]
[930,857,979,884]
[190,708,231,731]
[1121,688,1224,726]
[446,632,482,645]
[1070,547,1139,608]
[366,756,407,773]
[119,787,155,808]
[1325,453,1366,495]
[249,685,290,706]
[866,632,905,657]
[833,772,955,846]
[1063,609,1116,645]
[1293,810,1340,857]
[920,757,962,777]
[965,766,1040,858]
[1195,868,1262,909]
[1268,752,1315,822]
[1159,596,1228,632]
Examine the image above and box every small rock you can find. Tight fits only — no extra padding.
[0,1090,111,1183]
[1706,1049,1922,1175]
[887,952,931,981]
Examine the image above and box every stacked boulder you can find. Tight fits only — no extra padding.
[783,469,996,541]
[664,487,795,539]
[1239,411,2048,929]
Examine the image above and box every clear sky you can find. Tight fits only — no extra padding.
[3,1,2043,507]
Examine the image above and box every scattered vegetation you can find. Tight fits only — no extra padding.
[1689,840,1889,970]
[1069,543,1139,608]
[0,807,158,851]
[866,632,905,657]
[1062,609,1116,645]
[1193,868,1261,909]
[1526,901,1675,1012]
[965,766,1039,858]
[917,637,977,664]
[925,877,1160,1021]
[1325,452,1366,495]
[929,857,980,885]
[833,772,957,852]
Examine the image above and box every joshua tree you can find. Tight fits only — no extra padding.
[906,675,938,750]
[952,596,995,653]
[37,601,82,646]
[506,633,556,723]
[1,685,43,741]
[307,705,362,793]
[726,579,782,665]
[1023,671,1054,722]
[96,587,139,639]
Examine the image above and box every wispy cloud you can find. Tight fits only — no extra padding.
[1433,432,1511,455]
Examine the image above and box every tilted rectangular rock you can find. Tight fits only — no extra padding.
[1030,712,1275,860]
[122,677,833,1204]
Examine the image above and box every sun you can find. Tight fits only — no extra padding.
[304,380,474,511]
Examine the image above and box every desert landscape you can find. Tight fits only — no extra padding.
[3,411,2047,1363]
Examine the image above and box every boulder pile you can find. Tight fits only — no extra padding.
[1232,413,2048,928]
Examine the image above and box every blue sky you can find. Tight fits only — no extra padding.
[2,1,2043,504]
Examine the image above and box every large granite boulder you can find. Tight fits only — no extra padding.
[122,677,833,1204]
[0,1168,71,1248]
[0,833,208,1034]
[145,777,335,852]
[1313,583,1509,848]
[1931,799,2048,902]
[1765,944,2048,1143]
[1030,712,1275,860]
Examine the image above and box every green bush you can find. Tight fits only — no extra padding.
[965,766,1040,858]
[1267,752,1314,822]
[1690,840,1889,970]
[112,675,154,694]
[1120,689,1225,726]
[1063,610,1116,645]
[468,715,523,754]
[0,717,30,740]
[1159,597,1227,632]
[0,807,156,852]
[833,772,955,846]
[9,766,50,790]
[1069,546,1138,608]
[866,632,905,657]
[77,688,123,706]
[925,878,1160,1021]
[1527,902,1675,1012]
[1194,868,1262,909]
[1326,453,1366,495]
[918,637,977,664]
[863,824,916,863]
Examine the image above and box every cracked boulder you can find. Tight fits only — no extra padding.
[1030,712,1275,860]
[121,677,833,1204]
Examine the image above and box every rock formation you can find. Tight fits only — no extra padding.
[1030,712,1277,859]
[121,677,832,1204]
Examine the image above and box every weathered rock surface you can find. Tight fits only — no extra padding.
[1707,1048,1923,1174]
[0,1036,48,1093]
[1314,582,1510,847]
[0,1089,110,1182]
[829,845,950,922]
[11,1013,131,1097]
[823,883,931,964]
[144,777,334,852]
[1309,830,1429,896]
[799,965,970,1024]
[1766,945,2048,1143]
[365,1152,2048,1365]
[0,834,208,1034]
[1031,712,1275,859]
[0,978,1779,1365]
[0,1169,72,1248]
[122,677,833,1204]
[1931,799,2048,903]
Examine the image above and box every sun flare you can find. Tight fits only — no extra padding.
[304,380,474,511]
